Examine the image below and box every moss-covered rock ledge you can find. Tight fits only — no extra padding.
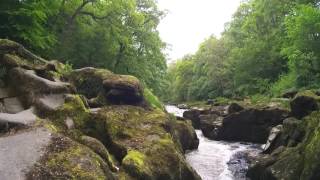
[0,39,200,180]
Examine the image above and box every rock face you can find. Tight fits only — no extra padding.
[199,114,223,139]
[290,93,319,119]
[227,103,244,114]
[247,93,320,180]
[183,109,201,129]
[0,39,200,180]
[217,108,288,143]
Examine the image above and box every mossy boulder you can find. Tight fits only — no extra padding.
[248,111,320,180]
[172,120,199,152]
[290,91,319,119]
[67,67,147,107]
[83,106,201,180]
[183,109,201,129]
[27,135,116,180]
[217,107,289,143]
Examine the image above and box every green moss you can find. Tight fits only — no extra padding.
[30,137,110,180]
[89,105,200,180]
[266,111,320,179]
[144,88,164,110]
[123,150,146,169]
[296,90,320,101]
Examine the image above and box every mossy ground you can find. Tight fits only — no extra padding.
[89,105,199,180]
[26,135,113,180]
[265,111,320,180]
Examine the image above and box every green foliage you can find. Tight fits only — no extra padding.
[0,0,166,96]
[144,88,164,110]
[271,72,298,96]
[163,0,320,102]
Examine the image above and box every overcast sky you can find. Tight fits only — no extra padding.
[157,0,242,62]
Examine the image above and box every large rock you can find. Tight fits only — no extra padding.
[3,97,25,114]
[247,111,320,180]
[0,39,200,180]
[173,120,199,152]
[227,102,244,114]
[199,114,223,139]
[262,125,283,153]
[183,109,201,129]
[103,74,144,105]
[290,93,319,119]
[216,108,289,143]
[27,135,116,180]
[68,67,146,107]
[86,106,201,180]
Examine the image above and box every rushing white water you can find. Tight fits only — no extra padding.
[166,105,261,180]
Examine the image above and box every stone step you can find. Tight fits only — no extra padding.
[0,108,37,126]
[3,97,25,114]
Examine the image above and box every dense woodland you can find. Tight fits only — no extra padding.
[0,0,167,95]
[162,0,320,102]
[1,0,320,103]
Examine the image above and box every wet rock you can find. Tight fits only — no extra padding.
[183,109,201,129]
[263,118,304,154]
[248,112,320,180]
[290,94,318,119]
[173,120,199,152]
[263,125,283,153]
[177,104,188,109]
[217,108,289,143]
[227,103,244,114]
[199,114,223,139]
[3,97,25,114]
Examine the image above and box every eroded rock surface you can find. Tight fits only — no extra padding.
[0,39,200,180]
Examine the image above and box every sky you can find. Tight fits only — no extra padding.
[157,0,242,62]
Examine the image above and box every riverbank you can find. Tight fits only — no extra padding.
[166,105,262,180]
[170,89,320,179]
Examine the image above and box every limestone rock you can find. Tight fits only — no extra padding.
[290,94,318,119]
[3,97,24,114]
[263,125,283,153]
[183,109,201,129]
[80,135,118,172]
[173,120,199,152]
[216,108,289,143]
[227,102,244,114]
[0,108,37,126]
[199,114,223,139]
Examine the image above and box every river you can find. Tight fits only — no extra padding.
[165,105,261,180]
